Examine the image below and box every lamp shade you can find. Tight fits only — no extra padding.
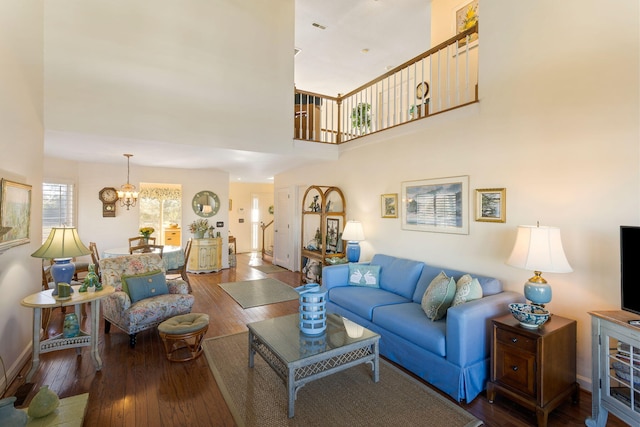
[341,221,365,242]
[31,227,91,259]
[507,225,572,273]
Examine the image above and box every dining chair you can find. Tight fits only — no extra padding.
[166,238,192,289]
[89,242,101,278]
[130,244,164,257]
[128,236,156,250]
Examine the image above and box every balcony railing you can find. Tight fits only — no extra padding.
[294,24,479,144]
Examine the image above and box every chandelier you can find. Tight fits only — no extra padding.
[117,154,139,210]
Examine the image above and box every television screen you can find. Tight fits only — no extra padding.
[621,226,640,315]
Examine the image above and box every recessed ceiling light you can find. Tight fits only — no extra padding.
[312,22,327,30]
[361,48,370,54]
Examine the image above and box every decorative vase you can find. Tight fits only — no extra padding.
[27,385,59,418]
[194,231,205,239]
[63,313,79,338]
[0,396,27,427]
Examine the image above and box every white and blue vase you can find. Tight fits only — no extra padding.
[63,313,79,338]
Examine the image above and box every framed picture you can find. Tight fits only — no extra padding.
[381,193,398,218]
[475,188,506,223]
[401,176,469,234]
[0,179,32,252]
[455,0,479,49]
[326,218,339,252]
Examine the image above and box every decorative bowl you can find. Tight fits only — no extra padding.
[508,303,550,329]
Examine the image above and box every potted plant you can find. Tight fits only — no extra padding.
[351,102,372,132]
[189,219,209,239]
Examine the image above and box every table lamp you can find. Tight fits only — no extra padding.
[506,224,572,307]
[341,220,365,263]
[31,227,92,295]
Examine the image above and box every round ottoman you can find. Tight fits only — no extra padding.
[158,313,209,362]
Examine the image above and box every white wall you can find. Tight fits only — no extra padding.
[0,0,44,392]
[276,0,640,390]
[43,158,231,267]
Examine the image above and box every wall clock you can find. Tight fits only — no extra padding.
[192,190,220,217]
[99,187,118,217]
[416,81,430,99]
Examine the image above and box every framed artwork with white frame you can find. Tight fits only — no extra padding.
[401,176,469,234]
[455,0,479,50]
[475,188,506,223]
[0,178,32,252]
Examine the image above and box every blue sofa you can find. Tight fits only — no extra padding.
[323,254,524,403]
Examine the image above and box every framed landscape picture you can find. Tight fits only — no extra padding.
[326,217,339,252]
[0,179,32,252]
[401,176,469,234]
[381,193,398,218]
[475,188,506,223]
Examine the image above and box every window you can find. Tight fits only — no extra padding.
[138,184,182,244]
[42,181,75,242]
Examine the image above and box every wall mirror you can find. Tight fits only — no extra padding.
[192,190,220,217]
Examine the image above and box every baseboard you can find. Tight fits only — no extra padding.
[0,343,32,396]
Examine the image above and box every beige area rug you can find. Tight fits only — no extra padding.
[251,264,287,274]
[204,332,483,427]
[219,278,299,308]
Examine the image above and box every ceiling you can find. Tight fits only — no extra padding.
[44,0,430,183]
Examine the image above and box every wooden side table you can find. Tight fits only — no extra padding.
[21,285,115,382]
[487,313,579,427]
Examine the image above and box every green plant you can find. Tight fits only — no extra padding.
[351,102,372,130]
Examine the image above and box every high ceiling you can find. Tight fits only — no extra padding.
[44,1,430,183]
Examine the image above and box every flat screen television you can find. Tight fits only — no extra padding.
[621,226,640,315]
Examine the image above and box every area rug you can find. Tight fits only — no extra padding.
[204,332,483,427]
[251,264,287,274]
[219,278,299,308]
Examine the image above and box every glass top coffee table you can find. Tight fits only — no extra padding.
[247,313,380,418]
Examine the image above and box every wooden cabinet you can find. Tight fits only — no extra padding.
[300,185,346,283]
[164,228,181,245]
[187,237,222,273]
[587,311,640,427]
[487,314,579,427]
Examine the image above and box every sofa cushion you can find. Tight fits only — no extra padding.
[373,302,447,357]
[123,271,169,303]
[371,254,424,299]
[328,286,410,320]
[348,264,381,288]
[421,271,456,321]
[452,274,483,307]
[412,264,503,302]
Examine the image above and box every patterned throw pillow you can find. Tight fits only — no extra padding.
[121,271,169,303]
[348,264,381,288]
[421,271,456,321]
[451,274,483,307]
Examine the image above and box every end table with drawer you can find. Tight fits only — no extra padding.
[487,313,579,427]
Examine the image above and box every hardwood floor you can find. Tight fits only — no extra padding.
[6,253,625,426]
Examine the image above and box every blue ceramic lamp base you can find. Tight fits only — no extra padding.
[346,242,361,263]
[50,258,76,295]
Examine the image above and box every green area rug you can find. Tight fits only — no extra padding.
[219,278,298,308]
[251,264,287,274]
[204,332,483,427]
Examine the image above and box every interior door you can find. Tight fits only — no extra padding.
[273,186,293,270]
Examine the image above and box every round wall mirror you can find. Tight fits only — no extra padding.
[192,190,220,217]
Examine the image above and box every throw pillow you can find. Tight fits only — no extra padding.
[120,269,163,296]
[122,271,169,303]
[348,264,381,288]
[451,274,483,307]
[421,271,456,321]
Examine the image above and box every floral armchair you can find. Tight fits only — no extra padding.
[99,253,194,348]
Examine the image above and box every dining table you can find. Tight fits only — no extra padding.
[103,245,185,271]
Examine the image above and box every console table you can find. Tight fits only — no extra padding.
[21,285,114,382]
[587,310,640,426]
